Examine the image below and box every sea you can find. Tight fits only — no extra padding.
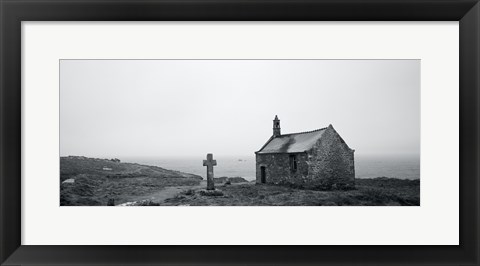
[120,155,420,181]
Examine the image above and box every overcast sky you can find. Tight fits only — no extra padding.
[60,60,419,158]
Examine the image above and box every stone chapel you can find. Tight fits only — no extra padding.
[255,116,355,189]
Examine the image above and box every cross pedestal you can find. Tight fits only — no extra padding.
[203,153,217,190]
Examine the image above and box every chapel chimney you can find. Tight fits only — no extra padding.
[273,115,281,137]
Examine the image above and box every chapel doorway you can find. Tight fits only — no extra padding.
[260,166,266,183]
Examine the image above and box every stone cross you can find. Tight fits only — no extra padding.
[203,153,217,190]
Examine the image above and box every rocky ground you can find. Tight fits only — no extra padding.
[61,156,419,206]
[163,177,420,206]
[60,156,202,206]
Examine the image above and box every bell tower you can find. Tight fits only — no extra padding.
[273,115,281,137]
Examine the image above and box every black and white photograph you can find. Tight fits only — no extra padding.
[60,59,420,206]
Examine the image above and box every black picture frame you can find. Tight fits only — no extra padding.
[1,0,479,265]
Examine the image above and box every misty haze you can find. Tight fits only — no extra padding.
[60,60,420,206]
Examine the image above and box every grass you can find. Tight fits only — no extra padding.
[61,156,420,206]
[214,176,248,184]
[163,178,420,206]
[60,156,202,206]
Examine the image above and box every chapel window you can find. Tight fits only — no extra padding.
[289,154,297,173]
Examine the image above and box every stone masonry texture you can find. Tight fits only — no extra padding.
[256,125,355,190]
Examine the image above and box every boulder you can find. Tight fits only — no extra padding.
[62,178,75,184]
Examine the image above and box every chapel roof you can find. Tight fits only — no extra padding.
[256,127,327,154]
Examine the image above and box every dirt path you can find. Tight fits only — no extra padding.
[117,181,207,206]
[117,181,252,206]
[144,181,207,202]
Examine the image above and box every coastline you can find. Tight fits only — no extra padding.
[60,156,420,206]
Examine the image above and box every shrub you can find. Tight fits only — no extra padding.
[184,189,195,196]
[137,200,160,206]
[107,198,115,206]
[199,189,224,197]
